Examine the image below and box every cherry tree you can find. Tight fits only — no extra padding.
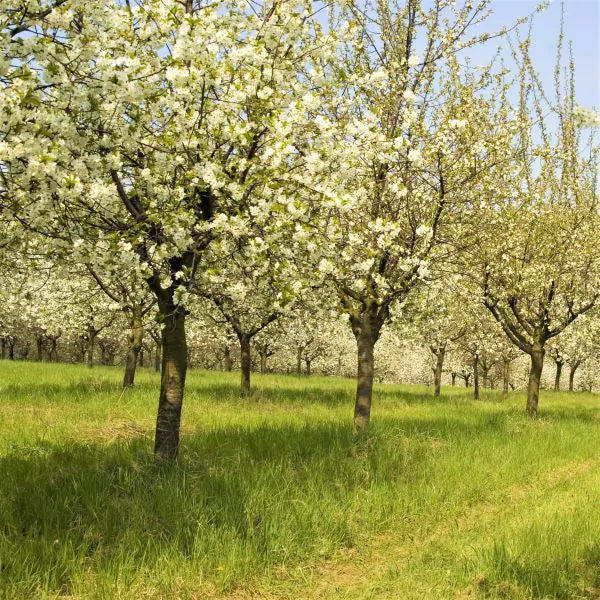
[402,281,467,396]
[1,0,340,457]
[474,36,600,416]
[310,0,519,429]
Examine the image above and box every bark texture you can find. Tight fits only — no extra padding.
[154,301,187,460]
[569,361,580,391]
[349,304,387,431]
[526,349,544,417]
[354,329,375,430]
[239,335,251,396]
[554,360,563,391]
[432,348,445,397]
[123,310,143,387]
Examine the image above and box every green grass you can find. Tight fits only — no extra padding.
[1,361,600,599]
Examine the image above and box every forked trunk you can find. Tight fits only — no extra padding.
[554,361,563,391]
[473,355,480,400]
[123,311,143,387]
[433,349,444,397]
[502,358,510,398]
[305,359,311,376]
[239,335,251,396]
[451,372,456,386]
[154,303,187,460]
[526,349,544,417]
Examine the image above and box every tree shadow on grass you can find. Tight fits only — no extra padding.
[0,416,510,597]
[480,540,600,599]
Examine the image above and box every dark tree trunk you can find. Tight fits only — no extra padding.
[354,328,375,430]
[223,345,232,372]
[47,337,59,362]
[348,303,387,431]
[554,361,563,391]
[8,340,15,360]
[36,336,43,362]
[305,358,312,376]
[433,349,445,397]
[526,348,544,417]
[569,360,580,391]
[502,358,510,398]
[296,346,303,374]
[473,355,480,400]
[239,334,251,396]
[123,311,143,387]
[451,372,456,386]
[464,373,471,387]
[154,302,187,460]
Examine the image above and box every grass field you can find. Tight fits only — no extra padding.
[1,361,600,599]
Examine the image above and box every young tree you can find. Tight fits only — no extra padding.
[313,0,518,429]
[476,35,600,416]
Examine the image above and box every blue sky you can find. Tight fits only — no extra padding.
[479,0,599,110]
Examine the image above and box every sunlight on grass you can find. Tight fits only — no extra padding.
[1,361,599,599]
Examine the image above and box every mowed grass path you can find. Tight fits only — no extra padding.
[1,362,600,599]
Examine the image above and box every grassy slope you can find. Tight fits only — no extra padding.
[0,361,599,599]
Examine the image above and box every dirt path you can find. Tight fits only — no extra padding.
[224,457,599,600]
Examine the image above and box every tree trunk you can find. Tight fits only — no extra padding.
[36,336,43,362]
[433,349,444,397]
[239,334,251,396]
[473,355,480,400]
[49,339,58,362]
[502,358,510,399]
[223,345,232,372]
[259,352,267,374]
[465,373,470,387]
[154,304,187,460]
[526,349,544,417]
[354,329,376,430]
[569,361,580,391]
[305,358,311,376]
[123,311,143,387]
[482,367,489,389]
[451,372,456,386]
[554,361,563,391]
[8,340,15,360]
[296,346,302,374]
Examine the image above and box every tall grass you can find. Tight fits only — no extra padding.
[0,361,599,598]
